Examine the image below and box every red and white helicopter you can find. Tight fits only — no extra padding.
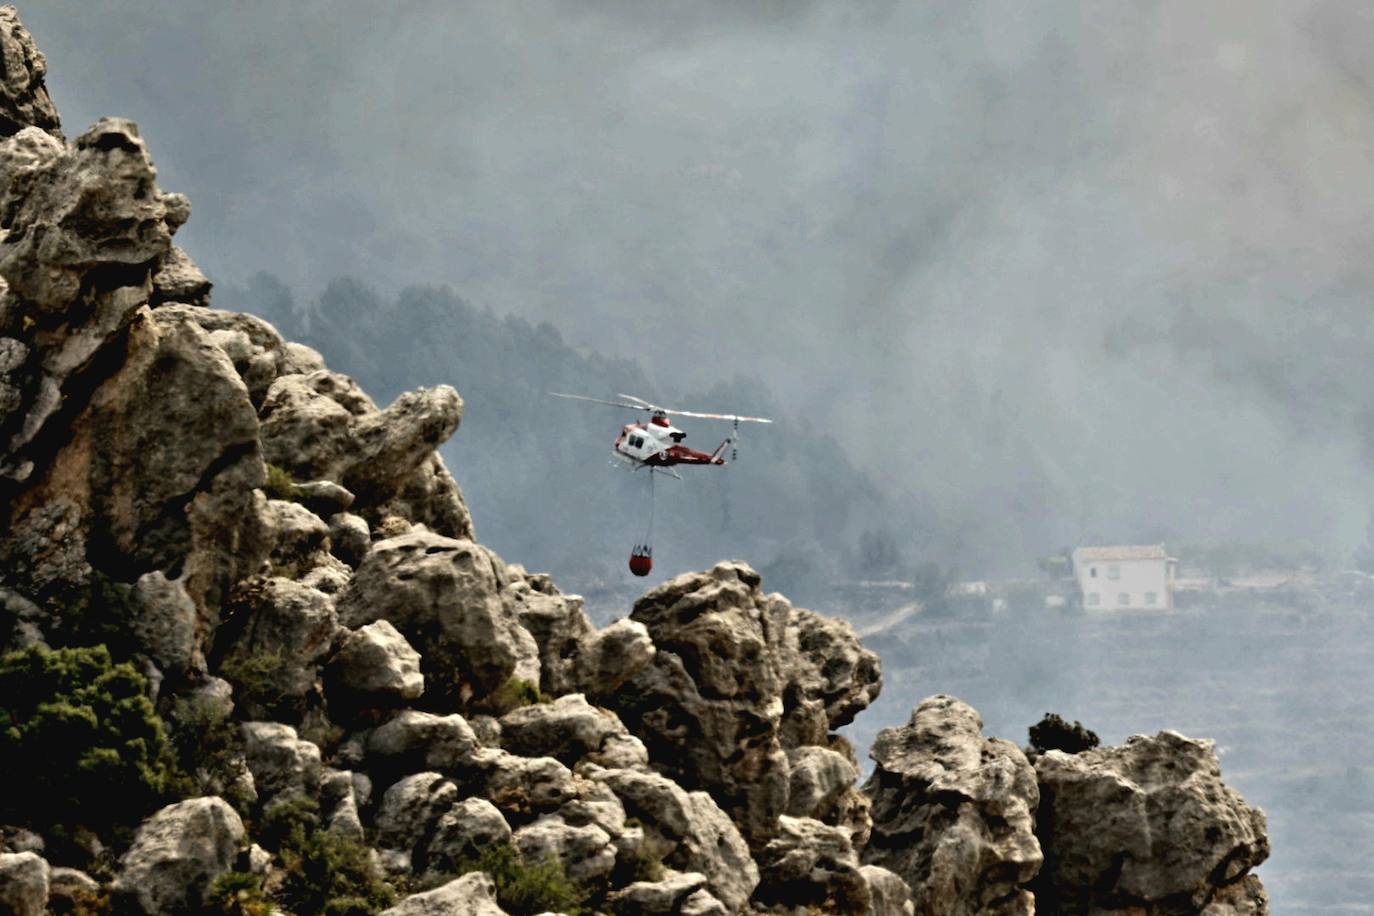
[550,391,772,474]
[550,392,772,575]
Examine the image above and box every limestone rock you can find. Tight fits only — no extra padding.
[1202,874,1269,915]
[499,693,641,768]
[590,765,758,913]
[426,797,511,874]
[342,385,462,504]
[366,710,481,776]
[321,768,365,842]
[240,721,321,804]
[262,498,330,574]
[606,870,708,915]
[131,571,200,677]
[861,865,915,916]
[0,851,47,916]
[215,577,337,719]
[111,797,244,914]
[4,308,268,633]
[0,7,60,137]
[150,245,210,307]
[478,750,577,823]
[327,619,425,709]
[786,745,858,822]
[512,815,617,884]
[1032,729,1270,915]
[380,872,507,916]
[863,695,1041,916]
[374,773,460,867]
[617,562,789,844]
[773,598,882,748]
[293,479,355,515]
[752,815,870,915]
[329,511,371,568]
[338,531,538,703]
[47,866,101,909]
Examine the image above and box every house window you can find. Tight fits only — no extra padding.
[1086,592,1100,606]
[1107,564,1120,580]
[1118,592,1130,606]
[1090,567,1097,578]
[1144,591,1157,606]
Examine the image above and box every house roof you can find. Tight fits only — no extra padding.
[1073,545,1169,561]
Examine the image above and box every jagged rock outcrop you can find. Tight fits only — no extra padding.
[499,693,647,769]
[611,560,881,848]
[0,6,59,138]
[1032,730,1270,915]
[864,695,1042,916]
[111,797,244,914]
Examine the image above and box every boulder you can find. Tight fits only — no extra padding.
[426,797,512,874]
[1202,874,1270,915]
[47,866,101,909]
[321,768,365,843]
[786,745,858,822]
[111,797,244,914]
[606,870,708,915]
[0,852,47,916]
[262,498,330,574]
[329,511,371,568]
[512,815,617,884]
[328,619,424,709]
[499,693,641,768]
[130,570,200,677]
[590,765,758,913]
[478,750,577,823]
[337,531,538,704]
[150,245,210,307]
[752,815,870,915]
[374,773,460,869]
[863,695,1041,916]
[380,872,507,916]
[861,865,915,916]
[240,721,321,803]
[215,577,337,719]
[1032,729,1270,915]
[366,710,481,775]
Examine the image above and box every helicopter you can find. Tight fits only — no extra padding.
[550,391,772,575]
[549,392,772,474]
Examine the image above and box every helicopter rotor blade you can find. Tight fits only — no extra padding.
[549,392,651,412]
[616,393,654,408]
[660,407,773,424]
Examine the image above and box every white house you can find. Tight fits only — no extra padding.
[1072,545,1177,610]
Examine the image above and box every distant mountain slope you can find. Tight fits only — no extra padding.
[225,273,914,600]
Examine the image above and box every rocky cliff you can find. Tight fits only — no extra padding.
[0,8,1268,915]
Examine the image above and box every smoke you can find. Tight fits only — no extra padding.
[27,0,1374,569]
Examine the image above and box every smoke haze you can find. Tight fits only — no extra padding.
[28,1,1374,566]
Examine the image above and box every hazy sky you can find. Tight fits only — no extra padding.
[27,1,1374,565]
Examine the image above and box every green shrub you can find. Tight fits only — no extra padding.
[0,645,181,845]
[47,571,142,659]
[206,871,273,916]
[276,819,396,916]
[167,692,252,814]
[457,845,585,915]
[1028,712,1100,755]
[264,463,301,502]
[485,677,546,714]
[219,647,286,711]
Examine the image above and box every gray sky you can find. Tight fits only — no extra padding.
[27,0,1374,565]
